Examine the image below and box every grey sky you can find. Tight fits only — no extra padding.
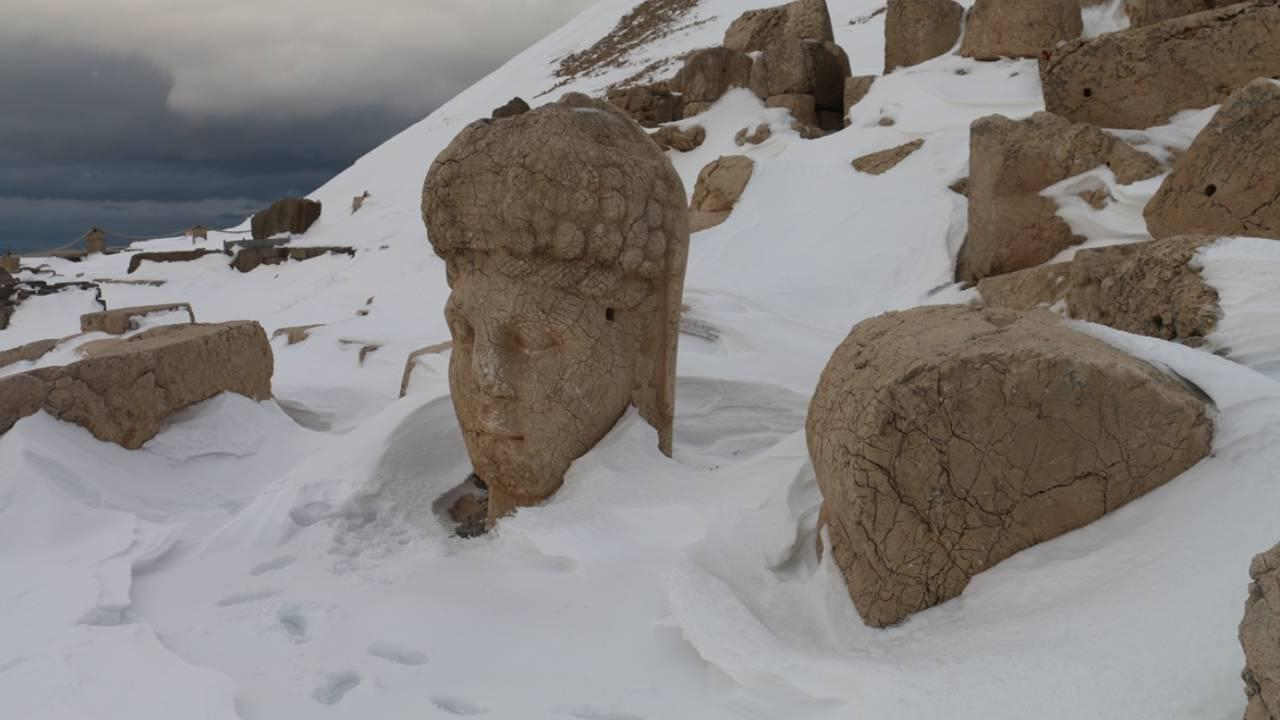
[1,0,591,252]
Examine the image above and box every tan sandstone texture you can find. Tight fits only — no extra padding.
[960,0,1083,59]
[851,139,924,175]
[0,322,273,449]
[421,94,689,524]
[978,236,1222,343]
[749,39,852,128]
[1242,543,1280,720]
[884,0,965,71]
[807,305,1214,628]
[843,75,875,125]
[650,125,706,152]
[490,97,530,120]
[1146,79,1280,241]
[250,197,323,240]
[1126,0,1236,25]
[723,0,835,52]
[677,47,753,112]
[957,112,1162,282]
[1040,0,1280,129]
[80,303,196,335]
[607,84,683,126]
[689,155,756,232]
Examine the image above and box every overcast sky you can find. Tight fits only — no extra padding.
[1,0,591,252]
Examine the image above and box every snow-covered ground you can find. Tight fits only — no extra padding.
[4,1,1280,718]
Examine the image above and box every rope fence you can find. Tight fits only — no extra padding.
[13,225,253,258]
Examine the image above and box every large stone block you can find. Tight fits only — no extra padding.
[808,305,1213,627]
[606,84,683,126]
[957,112,1162,282]
[127,249,227,274]
[250,197,322,240]
[959,0,1083,59]
[1146,79,1280,241]
[724,0,835,52]
[1242,543,1280,720]
[1040,1,1280,129]
[676,47,753,104]
[884,0,965,71]
[80,303,196,335]
[1125,0,1235,25]
[750,40,851,113]
[0,322,273,449]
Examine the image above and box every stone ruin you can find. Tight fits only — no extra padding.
[808,305,1214,627]
[251,197,323,240]
[422,93,690,525]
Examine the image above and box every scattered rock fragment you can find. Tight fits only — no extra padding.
[689,155,755,232]
[735,123,773,146]
[0,322,273,448]
[1040,1,1280,129]
[956,112,1162,282]
[650,124,706,152]
[607,83,683,125]
[884,0,965,71]
[250,197,322,240]
[1145,79,1280,241]
[959,0,1083,60]
[808,305,1214,628]
[230,246,355,273]
[80,303,196,335]
[851,139,924,175]
[272,324,324,346]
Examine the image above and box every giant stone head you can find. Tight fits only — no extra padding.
[422,93,689,524]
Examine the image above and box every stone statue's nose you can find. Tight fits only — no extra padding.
[471,334,516,399]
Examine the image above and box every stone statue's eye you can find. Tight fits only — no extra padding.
[448,313,474,344]
[511,323,556,352]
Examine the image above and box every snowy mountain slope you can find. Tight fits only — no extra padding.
[3,0,1280,718]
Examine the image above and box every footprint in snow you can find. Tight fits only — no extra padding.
[367,640,428,666]
[250,555,297,576]
[277,606,310,642]
[568,707,644,720]
[431,695,488,716]
[214,590,276,607]
[312,671,361,705]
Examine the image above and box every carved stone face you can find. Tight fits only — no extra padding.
[444,259,656,518]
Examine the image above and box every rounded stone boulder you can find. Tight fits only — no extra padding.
[807,305,1213,627]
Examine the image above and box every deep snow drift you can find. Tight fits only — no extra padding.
[3,0,1280,718]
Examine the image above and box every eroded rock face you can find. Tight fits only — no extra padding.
[957,112,1162,282]
[422,94,689,523]
[607,84,683,126]
[884,0,965,71]
[491,97,530,120]
[1125,0,1235,26]
[1242,543,1280,720]
[689,155,755,232]
[724,0,835,53]
[960,0,1083,59]
[1040,1,1280,129]
[80,303,196,335]
[250,197,322,240]
[0,322,273,449]
[677,47,753,106]
[1146,79,1280,241]
[851,139,924,174]
[808,305,1214,628]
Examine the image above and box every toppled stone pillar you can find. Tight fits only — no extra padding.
[1146,79,1280,241]
[422,93,690,524]
[1040,1,1280,129]
[959,0,1083,59]
[808,305,1213,627]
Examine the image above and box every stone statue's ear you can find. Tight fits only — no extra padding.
[630,210,688,458]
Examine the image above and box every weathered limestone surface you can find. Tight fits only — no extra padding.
[1242,543,1280,720]
[250,197,322,240]
[808,305,1214,627]
[1146,79,1280,241]
[960,0,1083,59]
[422,93,689,523]
[689,155,755,232]
[724,0,835,52]
[851,139,924,174]
[80,303,196,335]
[1040,1,1280,129]
[0,322,273,448]
[884,0,965,71]
[957,112,1162,282]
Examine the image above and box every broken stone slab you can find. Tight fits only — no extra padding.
[724,0,835,52]
[271,324,324,346]
[690,155,755,232]
[80,303,196,335]
[884,0,965,71]
[230,246,355,273]
[0,335,72,371]
[959,0,1083,60]
[851,139,925,174]
[956,111,1162,282]
[1146,79,1280,241]
[807,305,1214,628]
[0,321,273,449]
[1242,542,1280,720]
[399,341,454,397]
[127,249,228,274]
[1040,0,1280,129]
[250,197,322,240]
[977,236,1222,344]
[650,125,706,152]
